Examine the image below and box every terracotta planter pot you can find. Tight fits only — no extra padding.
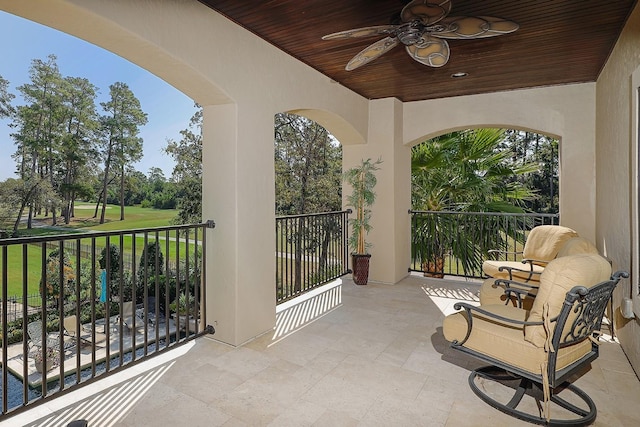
[422,257,445,279]
[352,254,371,285]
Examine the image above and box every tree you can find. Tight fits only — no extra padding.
[97,82,147,223]
[0,79,17,235]
[503,130,558,213]
[41,248,75,309]
[147,167,166,192]
[99,244,121,281]
[1,176,57,233]
[0,74,15,119]
[137,240,164,301]
[126,170,149,205]
[12,55,65,225]
[274,113,343,290]
[274,113,342,215]
[165,106,202,224]
[411,128,538,275]
[412,129,537,212]
[59,76,99,223]
[0,178,22,236]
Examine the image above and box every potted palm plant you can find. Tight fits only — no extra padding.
[411,215,447,278]
[170,292,197,331]
[344,158,382,285]
[410,129,537,277]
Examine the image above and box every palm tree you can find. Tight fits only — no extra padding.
[411,128,537,276]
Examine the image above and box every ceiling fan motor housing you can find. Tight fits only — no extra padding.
[397,21,425,45]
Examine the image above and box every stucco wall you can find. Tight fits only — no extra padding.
[596,3,640,376]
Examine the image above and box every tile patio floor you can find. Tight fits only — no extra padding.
[8,275,640,426]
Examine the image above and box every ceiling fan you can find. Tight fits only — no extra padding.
[322,0,519,70]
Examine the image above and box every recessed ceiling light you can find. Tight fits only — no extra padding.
[451,72,468,78]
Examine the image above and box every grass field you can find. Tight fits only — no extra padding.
[1,204,190,298]
[46,204,178,231]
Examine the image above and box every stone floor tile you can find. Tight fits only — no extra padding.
[11,275,640,427]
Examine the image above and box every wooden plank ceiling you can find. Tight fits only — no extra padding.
[198,0,637,102]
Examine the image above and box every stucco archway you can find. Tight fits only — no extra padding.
[402,85,596,241]
[0,1,232,106]
[287,108,365,147]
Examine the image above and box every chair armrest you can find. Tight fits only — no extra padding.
[522,258,549,267]
[504,287,537,308]
[493,278,539,289]
[492,278,540,308]
[453,302,543,325]
[451,302,547,346]
[497,264,543,282]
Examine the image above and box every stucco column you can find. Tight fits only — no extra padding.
[202,103,276,346]
[343,98,411,285]
[560,114,597,242]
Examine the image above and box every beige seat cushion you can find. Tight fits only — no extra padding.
[521,225,578,262]
[443,304,592,375]
[556,236,599,258]
[479,277,536,310]
[482,225,578,281]
[481,236,601,306]
[524,254,612,347]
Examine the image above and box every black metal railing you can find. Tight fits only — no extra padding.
[409,210,559,279]
[0,221,215,419]
[42,241,180,274]
[276,211,350,303]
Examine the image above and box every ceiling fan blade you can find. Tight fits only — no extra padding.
[322,25,397,40]
[406,36,450,67]
[346,36,399,70]
[434,16,519,39]
[401,0,452,25]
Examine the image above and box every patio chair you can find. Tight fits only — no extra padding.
[443,253,626,425]
[143,296,165,326]
[479,236,601,310]
[27,320,75,353]
[118,301,149,334]
[63,315,93,347]
[119,301,137,333]
[482,225,578,283]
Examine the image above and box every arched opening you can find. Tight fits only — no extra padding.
[273,112,348,304]
[0,8,213,414]
[409,127,559,278]
[0,11,203,232]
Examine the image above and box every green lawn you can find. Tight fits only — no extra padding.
[69,204,178,231]
[0,244,45,299]
[1,204,194,298]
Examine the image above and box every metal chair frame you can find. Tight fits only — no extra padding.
[450,271,628,426]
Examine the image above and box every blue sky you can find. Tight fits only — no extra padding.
[0,11,197,181]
